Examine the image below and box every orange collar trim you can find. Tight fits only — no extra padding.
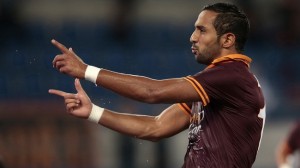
[206,54,252,69]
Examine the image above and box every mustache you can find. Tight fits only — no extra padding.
[191,45,198,50]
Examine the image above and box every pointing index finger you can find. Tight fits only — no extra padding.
[51,39,69,53]
[48,89,67,97]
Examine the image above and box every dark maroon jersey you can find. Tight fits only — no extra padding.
[178,54,266,168]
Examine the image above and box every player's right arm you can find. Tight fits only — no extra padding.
[101,104,190,141]
[49,79,190,141]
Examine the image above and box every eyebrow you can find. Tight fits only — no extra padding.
[195,25,206,30]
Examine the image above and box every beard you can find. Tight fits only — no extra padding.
[195,43,221,65]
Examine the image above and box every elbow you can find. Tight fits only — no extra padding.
[148,138,162,142]
[136,123,166,142]
[138,133,165,142]
[146,131,166,142]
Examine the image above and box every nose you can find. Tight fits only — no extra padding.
[190,31,197,43]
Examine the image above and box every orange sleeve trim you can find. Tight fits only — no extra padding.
[177,103,192,117]
[184,77,209,106]
[186,76,209,104]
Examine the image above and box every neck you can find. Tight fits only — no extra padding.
[213,49,240,61]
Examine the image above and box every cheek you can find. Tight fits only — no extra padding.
[203,36,219,48]
[197,38,211,50]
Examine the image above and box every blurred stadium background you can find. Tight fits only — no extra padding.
[0,0,300,167]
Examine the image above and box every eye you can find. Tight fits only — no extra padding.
[199,27,206,33]
[196,26,206,33]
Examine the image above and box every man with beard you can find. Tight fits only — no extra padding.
[49,3,266,168]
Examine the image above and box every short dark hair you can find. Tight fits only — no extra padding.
[203,3,250,52]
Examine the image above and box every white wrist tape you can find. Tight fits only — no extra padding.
[85,65,101,83]
[280,163,291,168]
[87,104,104,123]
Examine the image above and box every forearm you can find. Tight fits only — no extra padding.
[88,104,189,142]
[99,109,162,141]
[83,65,198,104]
[95,69,175,103]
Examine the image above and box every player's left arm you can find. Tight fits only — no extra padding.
[51,39,200,104]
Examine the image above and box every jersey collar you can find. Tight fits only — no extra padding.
[206,54,252,69]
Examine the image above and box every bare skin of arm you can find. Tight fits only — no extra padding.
[51,39,200,104]
[49,79,190,142]
[101,104,190,141]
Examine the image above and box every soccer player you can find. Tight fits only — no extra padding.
[49,2,266,168]
[276,120,300,168]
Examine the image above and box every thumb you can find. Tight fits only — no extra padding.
[74,78,85,93]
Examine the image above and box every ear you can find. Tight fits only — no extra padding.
[220,33,236,49]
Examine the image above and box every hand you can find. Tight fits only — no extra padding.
[51,39,87,79]
[49,78,92,119]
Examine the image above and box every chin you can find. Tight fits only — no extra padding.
[196,57,210,65]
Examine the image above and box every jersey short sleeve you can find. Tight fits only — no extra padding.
[184,61,263,110]
[185,63,238,107]
[177,103,192,117]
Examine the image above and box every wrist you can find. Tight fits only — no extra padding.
[85,65,101,83]
[87,104,104,123]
